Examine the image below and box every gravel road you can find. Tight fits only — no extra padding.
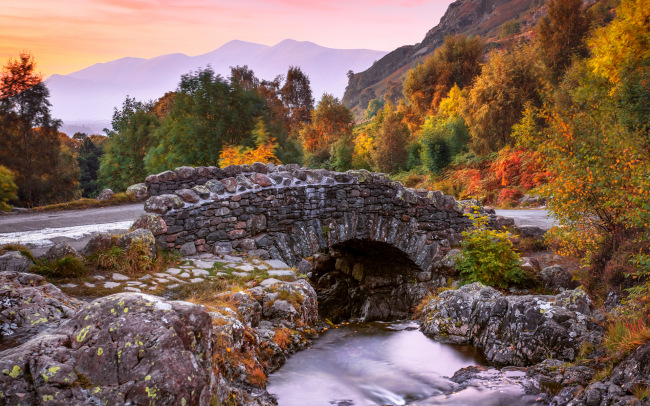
[0,203,145,256]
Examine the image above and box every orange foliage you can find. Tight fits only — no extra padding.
[432,147,549,206]
[219,141,280,167]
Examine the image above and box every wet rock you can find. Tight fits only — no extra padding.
[81,232,113,255]
[421,283,603,366]
[0,293,214,406]
[96,188,115,201]
[130,213,167,236]
[116,229,157,258]
[144,194,184,214]
[0,271,82,351]
[540,265,577,293]
[175,188,200,203]
[126,182,149,201]
[45,242,82,261]
[0,251,33,273]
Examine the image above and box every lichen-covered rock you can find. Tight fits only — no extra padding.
[0,293,214,406]
[81,232,113,255]
[540,265,577,293]
[204,179,225,194]
[421,283,603,366]
[116,228,156,258]
[45,242,82,261]
[126,182,149,201]
[175,188,200,203]
[96,188,115,201]
[130,213,167,236]
[546,341,650,405]
[0,271,82,351]
[0,251,33,273]
[192,184,211,199]
[144,194,184,214]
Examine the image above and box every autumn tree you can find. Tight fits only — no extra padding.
[230,65,260,91]
[0,52,78,206]
[299,94,354,166]
[463,45,545,154]
[219,119,280,166]
[281,66,314,134]
[537,0,589,81]
[532,0,650,295]
[403,35,483,119]
[371,103,410,174]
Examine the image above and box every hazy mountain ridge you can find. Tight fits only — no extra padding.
[342,0,541,111]
[47,39,387,134]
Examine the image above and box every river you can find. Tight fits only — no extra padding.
[267,321,539,406]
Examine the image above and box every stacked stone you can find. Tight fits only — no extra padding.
[143,164,483,274]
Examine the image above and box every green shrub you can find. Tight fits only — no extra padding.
[33,255,88,278]
[456,210,526,289]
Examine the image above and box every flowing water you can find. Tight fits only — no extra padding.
[267,321,538,406]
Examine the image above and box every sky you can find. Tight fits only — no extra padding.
[0,0,454,77]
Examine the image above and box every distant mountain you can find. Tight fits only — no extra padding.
[342,0,546,112]
[47,39,387,134]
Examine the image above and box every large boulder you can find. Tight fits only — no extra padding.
[130,213,167,236]
[0,251,33,273]
[421,283,603,366]
[81,232,113,256]
[45,242,82,261]
[0,293,214,406]
[0,271,82,351]
[540,265,578,293]
[126,183,149,201]
[96,188,115,201]
[116,229,156,258]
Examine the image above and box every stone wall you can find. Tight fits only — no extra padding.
[144,164,476,275]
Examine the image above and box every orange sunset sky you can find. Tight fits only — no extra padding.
[1,0,454,77]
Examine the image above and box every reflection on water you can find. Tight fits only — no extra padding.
[267,321,537,406]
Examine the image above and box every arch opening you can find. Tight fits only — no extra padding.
[310,239,436,323]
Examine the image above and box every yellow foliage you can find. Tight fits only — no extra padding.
[219,141,280,167]
[589,0,650,86]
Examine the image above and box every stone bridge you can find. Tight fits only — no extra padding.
[143,163,481,321]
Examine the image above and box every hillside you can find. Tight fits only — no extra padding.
[46,39,387,132]
[342,0,544,112]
